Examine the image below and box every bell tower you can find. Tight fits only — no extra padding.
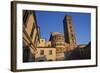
[63,16,77,50]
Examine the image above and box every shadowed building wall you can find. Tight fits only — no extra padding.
[23,10,40,62]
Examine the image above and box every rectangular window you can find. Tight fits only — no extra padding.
[71,34,73,37]
[70,25,72,29]
[41,40,44,42]
[49,50,52,55]
[40,50,44,55]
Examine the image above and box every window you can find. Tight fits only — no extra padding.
[68,21,71,24]
[70,25,72,28]
[40,50,44,55]
[70,26,73,32]
[49,50,52,55]
[48,44,51,47]
[48,59,53,61]
[39,60,44,62]
[40,39,44,44]
[41,39,44,42]
[71,34,74,37]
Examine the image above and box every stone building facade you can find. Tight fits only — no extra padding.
[49,32,69,60]
[35,47,56,61]
[23,10,40,62]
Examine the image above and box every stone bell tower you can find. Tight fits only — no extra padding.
[63,16,77,50]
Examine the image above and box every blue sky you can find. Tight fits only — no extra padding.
[35,11,91,45]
